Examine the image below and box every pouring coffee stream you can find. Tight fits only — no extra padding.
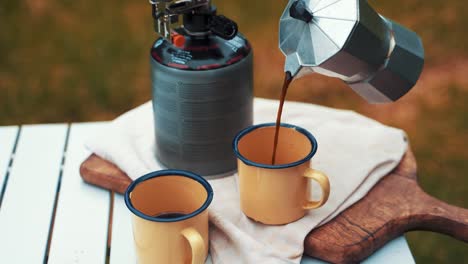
[271,71,293,165]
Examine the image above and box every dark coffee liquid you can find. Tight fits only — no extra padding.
[153,212,187,219]
[271,72,293,165]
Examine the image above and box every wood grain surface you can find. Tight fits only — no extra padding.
[80,154,132,194]
[304,149,468,263]
[79,149,468,263]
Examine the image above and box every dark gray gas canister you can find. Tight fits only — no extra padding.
[150,31,253,176]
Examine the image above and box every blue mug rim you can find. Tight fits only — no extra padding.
[124,169,214,223]
[232,123,318,169]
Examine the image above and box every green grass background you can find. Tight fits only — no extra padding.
[0,0,467,262]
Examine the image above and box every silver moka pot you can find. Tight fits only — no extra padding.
[280,0,425,103]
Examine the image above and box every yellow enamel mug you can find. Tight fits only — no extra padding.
[124,170,213,264]
[233,123,330,225]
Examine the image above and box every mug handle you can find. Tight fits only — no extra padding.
[302,168,330,210]
[181,227,206,264]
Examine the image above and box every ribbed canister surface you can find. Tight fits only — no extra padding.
[151,52,253,176]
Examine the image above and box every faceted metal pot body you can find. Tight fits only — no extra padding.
[280,0,424,103]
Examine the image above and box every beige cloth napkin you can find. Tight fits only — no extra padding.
[85,98,407,264]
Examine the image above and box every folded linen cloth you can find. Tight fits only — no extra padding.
[85,98,407,264]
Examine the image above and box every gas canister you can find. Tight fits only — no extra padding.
[149,0,253,176]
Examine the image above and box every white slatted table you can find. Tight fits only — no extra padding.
[0,123,415,264]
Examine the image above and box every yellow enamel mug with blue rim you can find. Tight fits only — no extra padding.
[233,123,330,225]
[125,170,213,264]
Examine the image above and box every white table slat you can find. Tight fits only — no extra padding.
[48,123,111,264]
[0,126,19,193]
[110,194,136,264]
[363,236,414,264]
[300,236,414,263]
[0,124,68,263]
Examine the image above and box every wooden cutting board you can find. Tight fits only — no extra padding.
[80,149,468,263]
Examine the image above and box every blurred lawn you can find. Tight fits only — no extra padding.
[1,0,467,262]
